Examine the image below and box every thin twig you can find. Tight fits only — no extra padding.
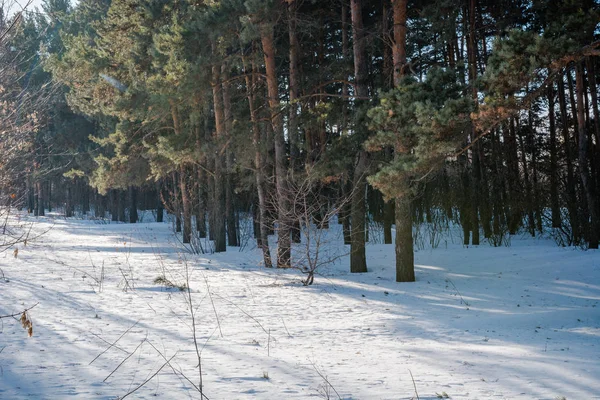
[409,369,420,400]
[118,352,178,400]
[89,320,139,365]
[203,275,223,338]
[0,302,39,319]
[104,335,147,382]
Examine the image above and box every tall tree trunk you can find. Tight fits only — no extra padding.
[467,0,480,245]
[391,0,414,280]
[548,84,561,228]
[288,0,301,244]
[222,64,238,247]
[518,122,535,237]
[350,0,369,273]
[576,62,599,248]
[585,57,600,233]
[261,25,291,268]
[350,151,368,272]
[211,51,227,252]
[244,50,273,269]
[558,72,579,242]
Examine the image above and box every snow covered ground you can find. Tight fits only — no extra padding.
[1,213,599,399]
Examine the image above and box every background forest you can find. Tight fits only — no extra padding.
[1,0,599,282]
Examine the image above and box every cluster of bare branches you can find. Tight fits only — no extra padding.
[267,166,353,285]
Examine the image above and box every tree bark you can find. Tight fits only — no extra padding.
[211,50,227,252]
[244,50,273,268]
[129,185,138,223]
[350,0,369,273]
[221,64,238,247]
[548,84,561,228]
[576,62,599,248]
[558,72,579,242]
[396,194,415,282]
[261,25,291,268]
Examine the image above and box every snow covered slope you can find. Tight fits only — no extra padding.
[1,216,599,399]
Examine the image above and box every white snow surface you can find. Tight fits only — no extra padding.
[1,214,599,399]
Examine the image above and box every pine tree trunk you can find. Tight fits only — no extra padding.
[37,181,44,216]
[129,186,138,223]
[575,62,599,248]
[585,57,600,237]
[111,189,118,222]
[261,25,291,268]
[118,190,126,222]
[383,200,393,244]
[47,181,52,212]
[196,168,207,237]
[396,194,415,282]
[244,51,273,268]
[391,0,413,279]
[82,183,89,215]
[468,0,480,245]
[350,151,368,273]
[180,168,192,244]
[156,181,164,223]
[518,124,536,237]
[222,64,238,247]
[558,73,579,242]
[548,84,561,228]
[350,0,369,273]
[211,49,227,252]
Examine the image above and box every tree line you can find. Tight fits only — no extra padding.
[0,0,598,282]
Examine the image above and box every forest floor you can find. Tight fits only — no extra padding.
[1,213,599,399]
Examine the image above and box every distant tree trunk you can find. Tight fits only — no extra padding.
[196,168,207,237]
[170,99,192,243]
[36,181,44,216]
[557,73,579,241]
[129,186,138,223]
[350,0,369,273]
[66,186,74,218]
[222,64,238,247]
[118,190,126,222]
[244,51,273,268]
[211,48,227,252]
[527,102,542,233]
[383,200,393,244]
[575,62,599,249]
[261,24,291,268]
[111,189,118,222]
[180,168,192,244]
[47,181,52,212]
[81,183,89,215]
[507,117,521,234]
[548,84,561,228]
[518,120,535,237]
[156,181,164,223]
